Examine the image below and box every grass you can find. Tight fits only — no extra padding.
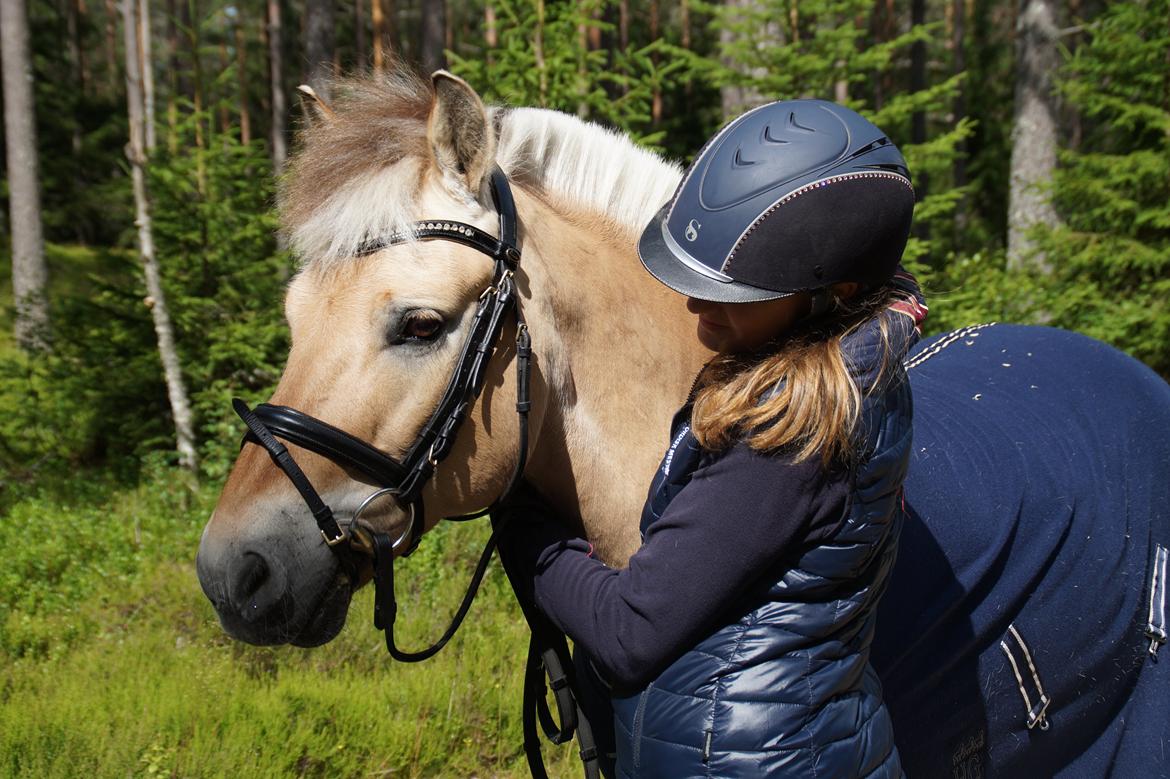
[0,473,582,778]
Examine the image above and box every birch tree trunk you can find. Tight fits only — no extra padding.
[267,0,286,176]
[1007,0,1060,270]
[304,0,334,101]
[121,0,199,473]
[2,0,50,350]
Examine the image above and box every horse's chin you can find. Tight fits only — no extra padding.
[289,574,354,647]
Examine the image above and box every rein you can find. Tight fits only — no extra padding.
[231,167,598,779]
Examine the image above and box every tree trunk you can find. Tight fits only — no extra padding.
[304,0,334,100]
[218,38,231,137]
[419,0,446,72]
[719,0,772,117]
[373,0,396,74]
[952,0,968,231]
[2,0,49,350]
[121,0,199,473]
[235,10,251,144]
[138,0,156,150]
[267,0,286,176]
[1007,0,1060,269]
[67,0,90,94]
[910,0,930,247]
[618,0,628,50]
[166,0,178,153]
[355,0,366,70]
[104,0,118,94]
[910,0,927,145]
[483,0,496,47]
[179,0,207,192]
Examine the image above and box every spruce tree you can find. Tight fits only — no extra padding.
[1034,0,1170,376]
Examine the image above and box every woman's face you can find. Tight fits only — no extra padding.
[686,294,810,353]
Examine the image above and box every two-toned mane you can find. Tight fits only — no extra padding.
[283,71,681,266]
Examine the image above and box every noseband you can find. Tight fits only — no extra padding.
[233,166,531,661]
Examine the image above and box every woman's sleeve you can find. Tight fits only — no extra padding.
[515,444,849,692]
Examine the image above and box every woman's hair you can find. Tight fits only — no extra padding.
[691,285,900,467]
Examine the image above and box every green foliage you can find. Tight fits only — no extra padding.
[29,0,132,245]
[448,0,674,149]
[0,472,579,778]
[0,111,288,485]
[1032,0,1170,376]
[148,111,290,477]
[0,244,167,486]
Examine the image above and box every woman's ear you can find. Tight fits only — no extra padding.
[426,71,496,192]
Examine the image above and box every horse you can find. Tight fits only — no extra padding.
[196,70,1170,777]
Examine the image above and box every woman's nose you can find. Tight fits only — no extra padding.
[686,297,711,314]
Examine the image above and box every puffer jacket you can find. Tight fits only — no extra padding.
[502,280,926,778]
[610,312,915,777]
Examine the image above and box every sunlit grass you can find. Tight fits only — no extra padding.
[0,475,582,778]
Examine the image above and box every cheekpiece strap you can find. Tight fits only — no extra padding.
[232,398,347,546]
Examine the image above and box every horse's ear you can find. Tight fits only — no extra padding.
[427,71,496,192]
[297,84,335,125]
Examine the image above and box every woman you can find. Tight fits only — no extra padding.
[499,99,926,778]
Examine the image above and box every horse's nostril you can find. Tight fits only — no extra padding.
[227,551,283,620]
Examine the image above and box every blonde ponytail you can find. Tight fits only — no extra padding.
[691,286,899,466]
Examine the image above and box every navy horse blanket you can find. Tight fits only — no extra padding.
[874,324,1170,777]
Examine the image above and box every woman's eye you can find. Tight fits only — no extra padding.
[391,313,445,345]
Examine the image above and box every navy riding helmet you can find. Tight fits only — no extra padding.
[639,99,915,304]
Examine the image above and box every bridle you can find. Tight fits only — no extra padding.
[231,167,599,778]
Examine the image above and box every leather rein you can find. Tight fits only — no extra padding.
[231,167,599,778]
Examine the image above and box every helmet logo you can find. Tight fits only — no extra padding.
[685,219,701,242]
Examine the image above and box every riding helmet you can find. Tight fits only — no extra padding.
[639,99,915,303]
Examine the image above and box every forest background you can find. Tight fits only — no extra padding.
[1,0,1167,776]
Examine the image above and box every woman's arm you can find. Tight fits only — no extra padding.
[500,444,849,692]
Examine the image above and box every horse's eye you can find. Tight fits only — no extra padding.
[391,312,445,345]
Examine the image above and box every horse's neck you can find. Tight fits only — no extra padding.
[516,191,710,565]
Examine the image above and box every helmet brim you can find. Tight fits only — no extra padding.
[637,204,795,304]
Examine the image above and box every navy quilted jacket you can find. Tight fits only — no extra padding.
[507,295,922,778]
[610,328,913,778]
